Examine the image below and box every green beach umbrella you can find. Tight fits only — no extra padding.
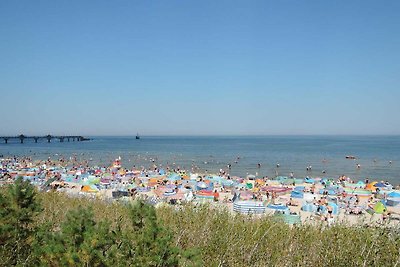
[373,202,386,214]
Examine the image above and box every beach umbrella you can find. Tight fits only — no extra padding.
[366,182,378,191]
[388,191,400,198]
[374,182,387,188]
[373,201,386,214]
[167,173,181,181]
[290,191,304,199]
[196,181,208,189]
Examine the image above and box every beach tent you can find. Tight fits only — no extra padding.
[386,198,400,207]
[195,190,214,201]
[301,203,318,212]
[233,201,266,214]
[294,186,305,191]
[163,188,177,197]
[81,185,99,193]
[319,202,340,215]
[328,202,339,215]
[304,177,315,184]
[290,191,304,199]
[267,204,289,212]
[373,202,386,214]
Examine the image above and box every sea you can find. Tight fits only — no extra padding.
[0,136,399,184]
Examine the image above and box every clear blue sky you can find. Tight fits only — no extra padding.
[0,0,399,136]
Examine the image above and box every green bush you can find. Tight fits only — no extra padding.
[0,177,41,266]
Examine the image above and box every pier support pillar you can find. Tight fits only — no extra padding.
[60,138,64,142]
[34,138,38,143]
[20,138,24,144]
[47,138,51,143]
[67,138,70,142]
[4,139,8,144]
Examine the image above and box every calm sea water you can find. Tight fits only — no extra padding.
[0,136,399,184]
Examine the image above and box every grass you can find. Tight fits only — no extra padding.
[36,192,400,267]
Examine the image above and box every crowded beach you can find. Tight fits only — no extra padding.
[1,155,399,226]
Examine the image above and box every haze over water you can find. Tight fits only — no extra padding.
[1,135,399,184]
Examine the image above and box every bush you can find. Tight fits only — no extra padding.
[0,177,41,266]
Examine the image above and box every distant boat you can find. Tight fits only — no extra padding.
[346,155,356,159]
[136,133,140,140]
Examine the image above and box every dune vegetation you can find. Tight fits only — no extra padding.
[1,178,399,266]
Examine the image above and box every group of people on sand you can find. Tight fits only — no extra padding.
[1,155,399,226]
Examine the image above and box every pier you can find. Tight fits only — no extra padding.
[0,135,90,144]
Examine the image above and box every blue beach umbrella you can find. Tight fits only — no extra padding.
[196,181,208,189]
[388,191,400,198]
[167,173,181,181]
[375,182,387,188]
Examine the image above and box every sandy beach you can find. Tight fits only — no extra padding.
[1,155,399,227]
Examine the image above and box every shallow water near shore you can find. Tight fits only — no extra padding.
[1,135,399,183]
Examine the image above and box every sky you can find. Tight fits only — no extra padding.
[0,0,399,136]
